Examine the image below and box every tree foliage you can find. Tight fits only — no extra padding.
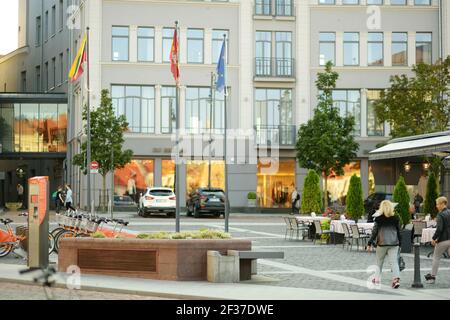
[374,57,450,138]
[346,175,364,222]
[301,170,322,214]
[296,61,359,208]
[393,176,410,227]
[424,171,439,219]
[73,89,133,210]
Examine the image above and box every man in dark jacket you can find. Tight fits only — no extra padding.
[425,196,450,284]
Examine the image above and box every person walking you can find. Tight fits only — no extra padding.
[367,200,402,289]
[424,196,450,284]
[17,184,24,209]
[64,184,76,213]
[291,185,300,215]
[54,186,65,214]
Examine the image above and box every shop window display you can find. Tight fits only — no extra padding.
[327,161,362,205]
[114,160,154,203]
[186,161,224,195]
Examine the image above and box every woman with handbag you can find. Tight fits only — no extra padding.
[367,200,402,289]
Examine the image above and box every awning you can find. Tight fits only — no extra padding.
[369,131,450,160]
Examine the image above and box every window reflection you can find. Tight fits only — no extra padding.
[114,159,154,202]
[327,161,361,204]
[257,159,295,208]
[186,160,224,195]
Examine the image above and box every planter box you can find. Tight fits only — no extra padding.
[58,238,251,281]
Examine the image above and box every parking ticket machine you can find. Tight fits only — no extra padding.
[28,176,49,268]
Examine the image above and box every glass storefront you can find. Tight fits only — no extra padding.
[327,161,361,204]
[114,159,154,202]
[162,160,175,188]
[257,159,295,208]
[186,160,224,195]
[0,103,67,153]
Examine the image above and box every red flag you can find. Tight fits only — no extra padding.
[170,29,180,84]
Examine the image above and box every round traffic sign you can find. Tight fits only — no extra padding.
[91,161,99,169]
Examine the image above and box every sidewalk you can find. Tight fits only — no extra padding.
[0,263,449,300]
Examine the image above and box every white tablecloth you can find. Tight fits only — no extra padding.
[330,220,374,234]
[421,228,436,243]
[296,216,330,224]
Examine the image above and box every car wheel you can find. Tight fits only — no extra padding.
[168,211,176,218]
[194,205,200,218]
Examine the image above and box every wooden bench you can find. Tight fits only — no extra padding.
[227,250,284,281]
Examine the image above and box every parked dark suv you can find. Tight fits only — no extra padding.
[186,188,225,218]
[365,192,393,222]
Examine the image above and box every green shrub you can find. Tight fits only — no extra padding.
[346,174,364,222]
[135,230,232,240]
[424,172,439,219]
[393,176,410,226]
[92,231,106,238]
[301,170,322,214]
[320,220,330,242]
[247,192,257,200]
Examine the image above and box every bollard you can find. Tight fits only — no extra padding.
[411,243,424,288]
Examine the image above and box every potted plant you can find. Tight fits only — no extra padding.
[247,192,257,207]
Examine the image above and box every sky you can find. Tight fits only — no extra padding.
[0,0,19,55]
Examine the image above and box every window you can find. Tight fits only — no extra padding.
[319,0,335,4]
[255,0,271,15]
[59,53,64,85]
[342,0,359,4]
[137,27,154,62]
[367,0,383,4]
[187,29,204,64]
[44,11,48,40]
[415,0,431,4]
[112,26,129,61]
[319,32,335,66]
[21,72,26,92]
[275,32,292,76]
[162,28,174,63]
[367,90,384,136]
[36,16,41,46]
[44,62,49,91]
[52,57,56,89]
[416,32,432,64]
[51,5,56,36]
[332,90,361,136]
[276,0,293,16]
[111,85,155,133]
[114,160,154,197]
[255,31,272,76]
[185,87,212,133]
[343,32,359,66]
[212,30,229,64]
[368,33,383,66]
[66,48,70,82]
[390,0,406,4]
[257,160,295,208]
[59,0,64,31]
[161,86,176,134]
[392,32,408,66]
[36,66,41,92]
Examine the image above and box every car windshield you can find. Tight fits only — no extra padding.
[149,189,173,196]
[115,196,133,202]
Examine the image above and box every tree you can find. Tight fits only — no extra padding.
[374,57,450,139]
[424,171,439,219]
[346,175,364,222]
[296,61,359,208]
[301,170,322,214]
[73,90,133,212]
[393,176,410,227]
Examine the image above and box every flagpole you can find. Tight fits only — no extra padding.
[175,21,181,233]
[86,26,92,214]
[209,72,215,190]
[223,34,230,233]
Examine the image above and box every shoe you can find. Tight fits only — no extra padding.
[392,278,400,289]
[424,273,436,284]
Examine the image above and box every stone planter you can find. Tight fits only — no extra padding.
[58,238,251,281]
[247,199,256,207]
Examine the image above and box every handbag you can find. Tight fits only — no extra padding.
[398,252,405,272]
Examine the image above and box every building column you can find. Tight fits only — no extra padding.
[443,0,450,58]
[154,158,162,187]
[155,26,163,63]
[360,89,368,138]
[360,32,368,67]
[205,28,212,65]
[384,32,392,67]
[179,85,186,130]
[361,159,370,199]
[297,0,310,125]
[130,25,138,63]
[407,0,415,6]
[408,31,416,67]
[180,27,187,64]
[155,85,161,133]
[336,32,344,67]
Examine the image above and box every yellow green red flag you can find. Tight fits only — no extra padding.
[68,33,88,82]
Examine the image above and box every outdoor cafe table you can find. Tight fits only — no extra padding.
[421,228,436,244]
[330,220,375,235]
[296,216,330,224]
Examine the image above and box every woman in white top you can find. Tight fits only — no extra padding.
[64,184,76,212]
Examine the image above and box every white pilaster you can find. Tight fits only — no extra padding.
[205,28,212,65]
[360,32,368,67]
[179,85,186,129]
[130,25,138,63]
[155,85,161,133]
[384,32,392,67]
[180,27,187,64]
[86,0,102,107]
[155,26,163,63]
[407,0,415,6]
[360,89,368,137]
[336,0,343,4]
[336,32,344,67]
[297,0,311,125]
[408,31,416,66]
[444,0,450,58]
[385,0,391,5]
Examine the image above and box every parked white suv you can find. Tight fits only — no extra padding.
[138,187,176,218]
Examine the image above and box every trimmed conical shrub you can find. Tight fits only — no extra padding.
[424,172,439,219]
[393,176,410,226]
[301,170,322,214]
[346,174,364,222]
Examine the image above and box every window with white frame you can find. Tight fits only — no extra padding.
[392,32,408,66]
[319,32,335,66]
[138,27,155,62]
[367,89,384,137]
[187,29,204,64]
[112,26,129,61]
[368,32,383,66]
[343,32,359,66]
[332,90,361,136]
[416,32,432,64]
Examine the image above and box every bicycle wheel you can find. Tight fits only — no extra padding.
[55,230,76,252]
[51,227,65,239]
[0,244,13,258]
[48,233,56,254]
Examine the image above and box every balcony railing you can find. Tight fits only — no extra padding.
[255,58,295,78]
[254,125,296,147]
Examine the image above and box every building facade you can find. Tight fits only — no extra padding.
[1,0,449,210]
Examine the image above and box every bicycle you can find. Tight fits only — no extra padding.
[0,217,56,258]
[20,266,57,300]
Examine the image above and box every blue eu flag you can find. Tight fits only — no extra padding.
[216,39,226,93]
